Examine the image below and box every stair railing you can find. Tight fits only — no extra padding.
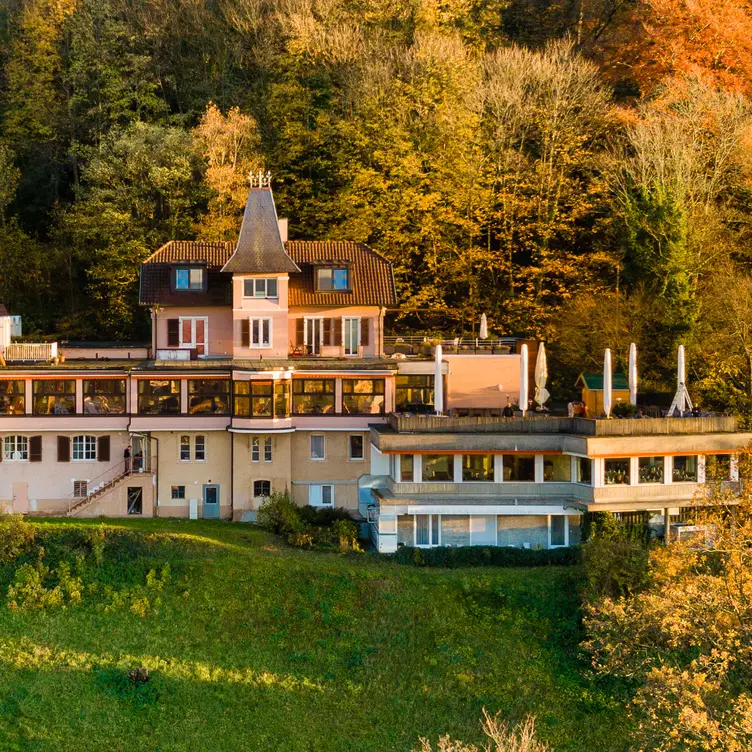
[65,456,152,514]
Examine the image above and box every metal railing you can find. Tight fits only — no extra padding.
[3,342,58,362]
[383,336,518,357]
[66,457,152,514]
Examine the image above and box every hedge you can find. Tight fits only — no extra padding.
[392,545,580,568]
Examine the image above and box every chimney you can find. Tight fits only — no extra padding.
[278,218,288,243]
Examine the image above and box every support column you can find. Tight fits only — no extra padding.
[664,507,671,542]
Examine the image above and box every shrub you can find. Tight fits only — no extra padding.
[257,492,303,536]
[393,545,578,568]
[298,506,353,527]
[5,559,85,611]
[0,514,36,563]
[332,519,362,553]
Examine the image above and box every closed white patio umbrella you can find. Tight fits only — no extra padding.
[479,313,488,339]
[519,344,529,416]
[603,348,612,418]
[434,344,444,414]
[668,344,693,415]
[534,342,550,409]
[628,343,637,406]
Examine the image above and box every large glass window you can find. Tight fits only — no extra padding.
[673,455,698,483]
[575,457,592,484]
[395,375,434,413]
[422,454,454,482]
[400,454,414,482]
[83,379,125,414]
[462,454,494,482]
[3,435,28,460]
[33,380,75,415]
[293,379,335,415]
[605,458,631,485]
[188,379,229,414]
[0,380,25,415]
[503,455,535,482]
[639,456,664,484]
[137,380,180,415]
[441,515,470,546]
[234,381,290,418]
[342,379,385,415]
[72,435,97,461]
[543,455,571,482]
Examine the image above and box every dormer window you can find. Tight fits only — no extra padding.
[243,278,278,298]
[174,266,204,291]
[316,267,349,291]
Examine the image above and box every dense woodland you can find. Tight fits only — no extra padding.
[1,0,752,404]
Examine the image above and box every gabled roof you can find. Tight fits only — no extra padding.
[142,240,234,269]
[221,188,299,274]
[576,372,630,391]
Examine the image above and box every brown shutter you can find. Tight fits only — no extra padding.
[29,435,42,462]
[323,318,332,346]
[57,436,70,462]
[167,318,179,347]
[241,319,250,348]
[333,318,342,346]
[296,318,305,346]
[361,318,370,347]
[98,436,110,462]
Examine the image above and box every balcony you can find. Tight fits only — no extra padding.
[2,342,59,363]
[384,336,519,357]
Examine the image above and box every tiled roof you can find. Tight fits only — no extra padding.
[286,241,397,307]
[142,240,234,268]
[221,188,299,274]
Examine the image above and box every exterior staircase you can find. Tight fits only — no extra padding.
[66,461,152,517]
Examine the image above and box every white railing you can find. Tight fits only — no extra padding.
[3,342,58,362]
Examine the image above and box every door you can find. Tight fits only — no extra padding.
[305,318,323,355]
[127,487,143,516]
[131,435,149,473]
[202,484,220,519]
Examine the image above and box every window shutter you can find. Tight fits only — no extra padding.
[361,318,370,347]
[323,318,332,346]
[30,436,42,463]
[296,318,305,346]
[333,318,343,346]
[167,319,179,347]
[57,436,70,462]
[98,436,110,463]
[241,318,250,348]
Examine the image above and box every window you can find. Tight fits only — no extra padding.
[179,317,207,355]
[3,435,28,461]
[343,317,360,356]
[395,375,434,413]
[349,435,364,460]
[400,454,414,482]
[441,515,470,547]
[72,435,97,461]
[243,278,278,298]
[605,458,631,485]
[673,456,698,483]
[83,380,125,414]
[316,267,349,291]
[575,457,592,484]
[639,456,664,484]
[252,436,272,463]
[462,454,494,482]
[180,436,191,461]
[304,317,324,354]
[188,379,229,414]
[310,434,325,460]
[171,486,186,499]
[309,484,333,506]
[550,516,566,547]
[543,455,571,482]
[175,267,204,291]
[342,379,385,415]
[253,480,272,498]
[195,435,206,462]
[234,381,290,418]
[503,455,535,482]
[422,454,454,482]
[73,480,88,498]
[0,380,25,415]
[293,379,335,415]
[33,380,75,415]
[138,380,180,415]
[249,317,272,348]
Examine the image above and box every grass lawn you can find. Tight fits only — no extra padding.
[0,519,629,751]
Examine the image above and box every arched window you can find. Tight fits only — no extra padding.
[3,435,28,460]
[253,480,271,498]
[72,435,97,461]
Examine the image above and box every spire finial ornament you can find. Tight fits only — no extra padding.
[248,169,273,188]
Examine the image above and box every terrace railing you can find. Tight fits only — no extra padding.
[383,336,518,357]
[3,342,58,362]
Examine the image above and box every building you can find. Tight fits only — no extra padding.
[1,180,750,551]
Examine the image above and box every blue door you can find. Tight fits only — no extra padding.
[202,485,220,519]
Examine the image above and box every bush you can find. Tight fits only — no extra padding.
[0,514,36,563]
[393,545,578,568]
[332,519,361,552]
[257,492,303,536]
[297,506,353,527]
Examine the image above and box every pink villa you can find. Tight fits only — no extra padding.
[1,178,751,552]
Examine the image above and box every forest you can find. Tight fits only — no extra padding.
[1,0,752,405]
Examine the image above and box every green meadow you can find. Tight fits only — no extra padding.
[0,519,628,751]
